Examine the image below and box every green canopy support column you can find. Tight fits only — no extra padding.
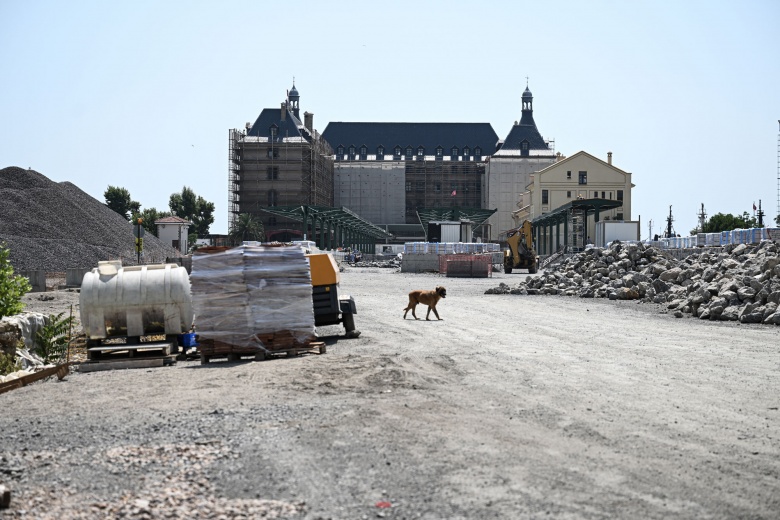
[301,206,309,241]
[319,216,325,249]
[564,213,569,250]
[548,222,553,255]
[556,219,561,253]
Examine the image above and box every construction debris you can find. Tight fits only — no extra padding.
[486,240,780,325]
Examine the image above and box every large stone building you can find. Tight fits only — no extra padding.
[321,122,499,241]
[229,83,635,248]
[518,150,634,250]
[228,84,333,241]
[485,86,558,240]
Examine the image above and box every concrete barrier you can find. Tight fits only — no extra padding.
[18,270,46,293]
[66,268,90,288]
[400,254,440,273]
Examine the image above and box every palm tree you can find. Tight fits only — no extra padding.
[229,213,265,245]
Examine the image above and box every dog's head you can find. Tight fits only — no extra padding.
[436,286,447,298]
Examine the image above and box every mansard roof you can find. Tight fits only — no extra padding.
[321,122,499,153]
[246,108,304,139]
[496,119,550,152]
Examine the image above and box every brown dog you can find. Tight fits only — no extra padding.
[403,286,447,320]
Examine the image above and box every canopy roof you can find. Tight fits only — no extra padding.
[416,207,497,231]
[531,198,623,227]
[259,205,393,240]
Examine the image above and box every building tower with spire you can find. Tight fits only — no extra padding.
[485,83,558,239]
[228,82,333,239]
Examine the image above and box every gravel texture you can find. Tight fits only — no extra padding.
[0,167,179,271]
[1,266,779,519]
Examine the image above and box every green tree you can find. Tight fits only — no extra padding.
[104,186,140,221]
[169,186,215,238]
[0,243,31,319]
[702,212,756,233]
[229,213,265,245]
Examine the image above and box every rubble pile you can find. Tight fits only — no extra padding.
[486,240,780,325]
[0,167,178,271]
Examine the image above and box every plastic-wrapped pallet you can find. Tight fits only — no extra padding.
[190,245,315,349]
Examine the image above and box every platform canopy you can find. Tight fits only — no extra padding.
[416,207,497,231]
[259,205,392,240]
[531,198,622,227]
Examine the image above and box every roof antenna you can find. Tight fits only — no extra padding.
[526,76,529,87]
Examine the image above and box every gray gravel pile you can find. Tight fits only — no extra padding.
[486,239,780,325]
[0,167,178,271]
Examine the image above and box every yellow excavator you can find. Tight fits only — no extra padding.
[503,220,538,274]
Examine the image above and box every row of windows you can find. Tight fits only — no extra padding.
[336,145,483,160]
[541,189,624,202]
[405,182,482,193]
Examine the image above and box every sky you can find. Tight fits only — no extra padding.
[1,0,779,237]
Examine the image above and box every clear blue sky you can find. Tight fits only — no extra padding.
[2,0,778,237]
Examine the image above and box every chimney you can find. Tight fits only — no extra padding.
[304,111,313,132]
[607,152,612,165]
[280,102,287,121]
[245,122,251,131]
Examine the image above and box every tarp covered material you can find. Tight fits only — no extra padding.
[190,245,315,349]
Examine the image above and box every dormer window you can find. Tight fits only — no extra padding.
[451,147,458,160]
[269,124,278,139]
[436,146,443,156]
[348,145,355,160]
[474,147,481,157]
[377,146,384,160]
[337,145,344,155]
[405,147,413,160]
[416,146,424,160]
[360,145,367,160]
[394,146,402,159]
[463,147,470,158]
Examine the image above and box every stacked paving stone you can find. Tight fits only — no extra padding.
[486,240,780,326]
[0,166,178,271]
[190,245,316,348]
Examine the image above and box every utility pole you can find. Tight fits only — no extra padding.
[757,199,765,228]
[665,205,674,238]
[697,203,707,233]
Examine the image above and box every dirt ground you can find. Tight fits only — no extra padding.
[1,266,779,519]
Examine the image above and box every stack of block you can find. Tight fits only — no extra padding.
[191,245,315,353]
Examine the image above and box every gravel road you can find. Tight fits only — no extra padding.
[1,267,779,519]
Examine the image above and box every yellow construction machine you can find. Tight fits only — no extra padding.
[306,253,361,338]
[503,220,538,274]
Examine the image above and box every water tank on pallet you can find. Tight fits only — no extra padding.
[80,261,193,339]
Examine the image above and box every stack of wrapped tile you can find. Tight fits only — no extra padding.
[191,244,315,351]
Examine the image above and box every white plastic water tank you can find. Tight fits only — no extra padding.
[80,261,193,339]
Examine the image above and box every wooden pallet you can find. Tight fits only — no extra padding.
[0,363,70,395]
[78,355,177,373]
[87,341,174,361]
[198,339,326,364]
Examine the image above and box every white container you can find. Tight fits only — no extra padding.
[80,261,193,339]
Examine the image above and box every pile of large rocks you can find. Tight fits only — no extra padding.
[486,240,780,325]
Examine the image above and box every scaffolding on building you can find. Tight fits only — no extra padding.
[228,126,333,236]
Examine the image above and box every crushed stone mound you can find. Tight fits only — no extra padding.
[486,240,780,326]
[0,166,179,271]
